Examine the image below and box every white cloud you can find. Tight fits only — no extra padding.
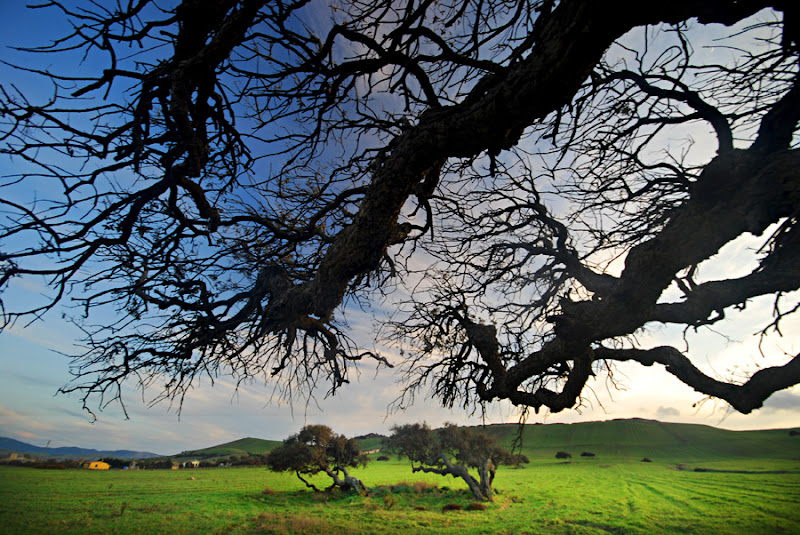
[656,406,681,419]
[762,390,800,412]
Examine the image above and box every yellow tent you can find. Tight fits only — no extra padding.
[87,461,110,470]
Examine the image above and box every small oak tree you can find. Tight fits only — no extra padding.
[386,423,509,502]
[266,425,367,494]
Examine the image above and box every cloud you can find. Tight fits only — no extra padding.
[762,390,800,412]
[0,406,58,445]
[655,406,681,419]
[15,430,39,440]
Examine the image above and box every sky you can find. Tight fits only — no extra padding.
[0,2,798,457]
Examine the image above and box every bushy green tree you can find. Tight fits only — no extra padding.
[386,423,509,501]
[267,425,367,494]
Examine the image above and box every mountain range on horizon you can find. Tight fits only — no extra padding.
[0,436,161,460]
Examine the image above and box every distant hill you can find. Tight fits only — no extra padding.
[189,419,800,463]
[468,418,800,462]
[23,419,790,464]
[179,433,389,460]
[0,436,161,460]
[175,437,283,459]
[354,433,387,452]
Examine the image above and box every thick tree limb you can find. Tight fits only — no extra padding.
[3,0,799,418]
[594,346,800,413]
[279,0,786,324]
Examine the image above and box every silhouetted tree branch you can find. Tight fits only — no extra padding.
[0,0,798,417]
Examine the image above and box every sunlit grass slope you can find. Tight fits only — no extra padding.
[181,419,800,468]
[356,435,385,452]
[472,419,800,464]
[178,437,281,458]
[181,435,385,460]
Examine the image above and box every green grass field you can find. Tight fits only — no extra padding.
[1,420,799,534]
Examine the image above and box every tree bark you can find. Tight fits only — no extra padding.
[324,466,367,495]
[412,454,493,501]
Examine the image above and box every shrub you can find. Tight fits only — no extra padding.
[33,462,67,469]
[382,494,397,509]
[442,503,463,512]
[390,482,413,494]
[642,457,653,463]
[412,481,438,494]
[500,453,530,466]
[254,513,331,534]
[580,452,596,457]
[555,451,572,459]
[311,488,342,502]
[790,430,799,436]
[467,503,487,511]
[377,455,391,461]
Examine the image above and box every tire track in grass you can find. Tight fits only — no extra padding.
[677,472,800,525]
[625,473,708,515]
[626,469,800,533]
[622,477,710,534]
[564,519,628,534]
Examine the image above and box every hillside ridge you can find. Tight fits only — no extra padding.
[5,419,797,461]
[184,418,799,462]
[0,436,161,459]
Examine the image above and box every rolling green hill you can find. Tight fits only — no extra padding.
[473,418,800,463]
[176,437,282,459]
[354,434,386,452]
[174,434,387,460]
[181,419,799,464]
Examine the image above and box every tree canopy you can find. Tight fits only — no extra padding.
[266,424,367,493]
[1,1,799,418]
[386,423,510,501]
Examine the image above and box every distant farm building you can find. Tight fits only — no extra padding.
[364,449,381,455]
[86,461,110,470]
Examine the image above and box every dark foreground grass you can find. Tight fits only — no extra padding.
[1,454,799,534]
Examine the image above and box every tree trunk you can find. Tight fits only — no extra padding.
[477,459,496,501]
[324,467,367,495]
[340,466,368,496]
[412,455,493,501]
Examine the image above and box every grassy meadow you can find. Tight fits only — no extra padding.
[1,419,799,534]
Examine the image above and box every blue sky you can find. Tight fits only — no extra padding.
[0,2,798,456]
